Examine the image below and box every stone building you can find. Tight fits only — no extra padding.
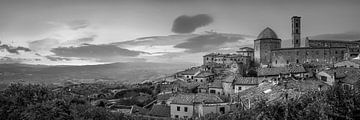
[203,53,251,67]
[253,16,360,67]
[254,27,281,66]
[170,93,229,119]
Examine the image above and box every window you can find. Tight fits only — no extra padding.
[320,76,327,82]
[175,115,179,118]
[238,87,242,90]
[210,90,216,93]
[296,59,299,64]
[275,60,278,64]
[184,116,188,119]
[220,107,225,114]
[177,106,180,111]
[200,80,203,82]
[335,51,338,54]
[295,29,299,33]
[184,107,188,112]
[295,23,299,27]
[286,60,289,64]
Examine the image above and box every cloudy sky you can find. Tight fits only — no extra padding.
[0,0,360,65]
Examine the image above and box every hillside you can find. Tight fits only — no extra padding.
[0,62,191,86]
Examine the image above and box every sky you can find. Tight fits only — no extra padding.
[1,0,360,65]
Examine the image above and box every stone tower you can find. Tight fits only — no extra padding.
[254,27,282,67]
[292,16,301,48]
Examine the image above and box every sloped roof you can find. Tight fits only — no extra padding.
[148,104,170,117]
[130,105,149,115]
[257,65,306,76]
[323,67,360,84]
[257,27,278,39]
[234,77,260,85]
[208,80,223,88]
[171,93,224,105]
[194,71,214,78]
[157,93,175,101]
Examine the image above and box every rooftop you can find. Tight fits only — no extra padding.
[257,65,306,76]
[148,104,171,117]
[171,93,224,105]
[208,80,223,88]
[194,71,214,78]
[234,77,261,85]
[272,47,346,51]
[323,67,360,84]
[257,27,279,39]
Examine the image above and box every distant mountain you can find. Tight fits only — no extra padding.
[0,62,191,85]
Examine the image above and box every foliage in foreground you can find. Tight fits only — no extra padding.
[0,83,133,120]
[1,83,360,120]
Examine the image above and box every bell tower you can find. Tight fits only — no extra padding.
[292,16,301,48]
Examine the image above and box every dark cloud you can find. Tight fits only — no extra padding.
[171,14,213,33]
[67,20,90,30]
[51,44,146,58]
[0,44,31,54]
[174,33,244,53]
[310,31,360,40]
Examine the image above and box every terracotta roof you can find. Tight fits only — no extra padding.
[157,93,175,101]
[257,27,278,39]
[257,65,306,76]
[208,80,222,88]
[234,77,260,85]
[130,105,149,115]
[323,67,360,84]
[194,71,214,78]
[171,93,224,105]
[148,104,170,117]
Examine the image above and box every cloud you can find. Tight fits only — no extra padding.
[171,14,213,33]
[0,44,31,54]
[67,20,90,30]
[51,44,146,59]
[174,33,244,53]
[310,31,360,40]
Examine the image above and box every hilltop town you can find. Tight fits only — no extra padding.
[1,16,360,120]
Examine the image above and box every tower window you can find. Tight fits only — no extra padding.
[295,29,299,33]
[286,60,289,64]
[296,59,299,64]
[295,23,299,27]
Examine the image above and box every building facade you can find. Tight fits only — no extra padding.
[254,27,282,66]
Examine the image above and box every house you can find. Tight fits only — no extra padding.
[316,67,360,88]
[176,67,201,81]
[233,77,261,93]
[208,80,223,95]
[335,59,360,68]
[197,83,209,93]
[193,71,215,83]
[170,93,230,119]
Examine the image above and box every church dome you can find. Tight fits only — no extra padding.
[257,27,278,39]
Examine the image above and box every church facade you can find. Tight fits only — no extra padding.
[254,16,360,67]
